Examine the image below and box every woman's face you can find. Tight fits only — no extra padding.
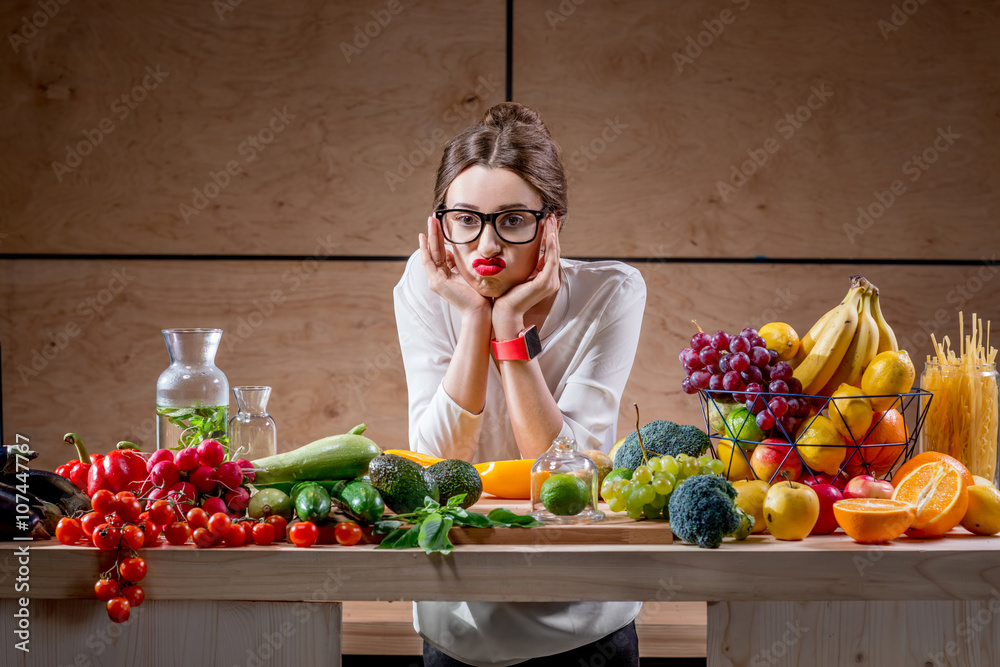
[442,165,551,299]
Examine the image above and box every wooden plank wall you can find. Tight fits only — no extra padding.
[3,0,1000,478]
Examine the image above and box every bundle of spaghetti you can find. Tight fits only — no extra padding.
[922,313,999,480]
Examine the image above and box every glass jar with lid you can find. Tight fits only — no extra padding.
[529,436,604,524]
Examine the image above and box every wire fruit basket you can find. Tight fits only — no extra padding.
[698,388,933,484]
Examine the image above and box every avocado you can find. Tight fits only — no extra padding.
[368,453,439,514]
[424,459,483,509]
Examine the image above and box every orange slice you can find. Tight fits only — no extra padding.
[891,451,973,488]
[891,461,970,538]
[833,498,916,543]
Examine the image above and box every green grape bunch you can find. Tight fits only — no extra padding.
[601,453,725,521]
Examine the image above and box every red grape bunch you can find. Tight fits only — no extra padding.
[679,328,813,437]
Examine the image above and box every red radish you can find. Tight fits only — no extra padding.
[201,496,228,516]
[147,486,170,502]
[174,447,200,472]
[197,439,225,468]
[149,461,181,488]
[215,462,243,490]
[189,466,218,494]
[146,449,174,473]
[166,482,197,514]
[235,458,255,483]
[224,486,250,512]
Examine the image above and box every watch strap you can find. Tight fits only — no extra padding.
[491,325,541,361]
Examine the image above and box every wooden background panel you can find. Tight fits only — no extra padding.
[515,0,1000,260]
[0,0,506,255]
[4,259,999,472]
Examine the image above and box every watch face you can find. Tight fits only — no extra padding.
[524,326,542,359]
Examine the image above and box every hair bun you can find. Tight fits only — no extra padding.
[481,102,550,137]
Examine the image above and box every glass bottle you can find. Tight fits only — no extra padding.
[229,386,277,463]
[529,436,604,524]
[156,328,229,453]
[919,359,1000,488]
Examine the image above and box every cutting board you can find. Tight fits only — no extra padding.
[449,498,673,545]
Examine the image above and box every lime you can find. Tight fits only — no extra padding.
[540,473,590,516]
[724,408,765,444]
[248,488,293,520]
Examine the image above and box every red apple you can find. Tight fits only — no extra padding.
[750,439,803,484]
[801,480,843,534]
[842,475,894,500]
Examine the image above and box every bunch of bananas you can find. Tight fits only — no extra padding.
[790,275,899,396]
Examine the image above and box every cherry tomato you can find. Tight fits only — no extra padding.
[192,527,218,549]
[55,517,83,545]
[81,512,105,538]
[252,522,276,546]
[121,585,145,608]
[115,493,142,523]
[265,515,288,541]
[138,519,161,548]
[91,490,117,516]
[163,521,191,545]
[148,500,175,527]
[92,524,121,551]
[104,511,124,528]
[186,507,209,530]
[289,521,318,548]
[334,521,363,546]
[94,578,119,601]
[119,556,147,583]
[223,523,246,547]
[241,522,257,545]
[207,512,231,537]
[122,524,145,551]
[107,597,130,624]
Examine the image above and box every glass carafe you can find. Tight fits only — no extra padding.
[530,436,604,524]
[229,386,277,463]
[156,328,229,453]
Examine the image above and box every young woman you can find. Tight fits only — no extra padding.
[393,102,646,666]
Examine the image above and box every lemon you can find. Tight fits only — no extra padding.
[717,440,753,482]
[828,383,874,443]
[759,322,800,362]
[960,484,1000,536]
[794,415,848,475]
[733,479,770,534]
[862,350,915,411]
[973,475,995,487]
[540,473,590,516]
[725,408,765,444]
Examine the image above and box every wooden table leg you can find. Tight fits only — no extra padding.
[708,600,1000,667]
[1,599,341,667]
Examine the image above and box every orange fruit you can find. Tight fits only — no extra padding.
[891,451,973,489]
[832,497,916,543]
[891,461,970,538]
[842,409,908,477]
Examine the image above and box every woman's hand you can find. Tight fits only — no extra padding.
[419,216,491,318]
[493,217,561,334]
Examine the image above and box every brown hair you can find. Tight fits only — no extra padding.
[433,102,567,224]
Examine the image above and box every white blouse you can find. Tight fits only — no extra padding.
[393,251,647,666]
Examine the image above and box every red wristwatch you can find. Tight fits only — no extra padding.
[491,325,542,361]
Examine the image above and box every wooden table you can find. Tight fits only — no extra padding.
[3,521,1000,666]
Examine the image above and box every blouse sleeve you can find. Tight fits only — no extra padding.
[552,269,646,452]
[392,253,484,459]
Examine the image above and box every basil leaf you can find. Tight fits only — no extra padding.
[372,519,403,535]
[487,508,544,528]
[418,512,454,555]
[422,496,440,510]
[454,510,492,528]
[445,493,467,508]
[394,525,422,549]
[374,527,411,549]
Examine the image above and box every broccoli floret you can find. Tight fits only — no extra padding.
[667,475,742,549]
[613,420,711,470]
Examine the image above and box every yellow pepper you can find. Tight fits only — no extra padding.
[382,449,444,467]
[474,459,533,499]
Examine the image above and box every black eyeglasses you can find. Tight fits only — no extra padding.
[434,207,549,245]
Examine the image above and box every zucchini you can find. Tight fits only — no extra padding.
[292,482,332,524]
[330,480,384,524]
[251,426,380,485]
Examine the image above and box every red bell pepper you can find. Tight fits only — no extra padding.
[61,433,100,491]
[86,441,149,497]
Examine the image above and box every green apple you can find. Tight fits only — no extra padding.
[763,480,819,540]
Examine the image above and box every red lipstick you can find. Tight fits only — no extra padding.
[472,257,505,276]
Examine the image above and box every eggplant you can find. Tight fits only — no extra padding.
[0,486,50,540]
[0,446,38,474]
[0,482,65,534]
[0,470,91,515]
